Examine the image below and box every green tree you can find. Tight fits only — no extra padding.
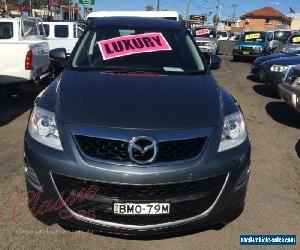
[145,5,155,11]
[213,15,220,28]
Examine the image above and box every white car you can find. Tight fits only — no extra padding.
[217,31,230,41]
[41,22,87,55]
[0,17,50,89]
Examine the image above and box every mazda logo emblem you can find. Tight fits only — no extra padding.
[128,136,158,165]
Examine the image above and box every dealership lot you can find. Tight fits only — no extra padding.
[0,57,299,249]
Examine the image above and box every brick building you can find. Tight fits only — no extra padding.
[240,6,289,31]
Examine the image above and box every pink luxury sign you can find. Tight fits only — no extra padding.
[98,32,172,60]
[196,29,209,36]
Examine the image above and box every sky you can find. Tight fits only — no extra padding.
[80,0,298,19]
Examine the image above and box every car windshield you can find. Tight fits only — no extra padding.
[240,32,266,42]
[194,28,216,38]
[71,26,205,74]
[287,34,300,44]
[274,31,291,42]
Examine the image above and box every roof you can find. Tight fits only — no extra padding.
[87,11,178,19]
[89,16,183,30]
[241,6,286,19]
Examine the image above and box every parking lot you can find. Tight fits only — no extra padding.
[0,57,299,249]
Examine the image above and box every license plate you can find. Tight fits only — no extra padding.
[242,51,250,55]
[113,202,170,215]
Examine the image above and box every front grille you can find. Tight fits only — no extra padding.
[75,135,206,164]
[197,41,209,46]
[52,173,227,226]
[240,47,253,52]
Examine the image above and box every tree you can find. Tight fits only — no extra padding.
[145,5,155,11]
[213,15,220,28]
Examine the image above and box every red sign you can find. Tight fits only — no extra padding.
[195,29,210,36]
[49,0,60,8]
[98,32,172,61]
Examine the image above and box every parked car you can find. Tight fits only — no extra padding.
[233,31,273,60]
[251,50,300,80]
[24,17,250,236]
[194,26,218,54]
[273,29,292,44]
[41,21,87,55]
[260,56,300,93]
[278,64,300,112]
[282,32,300,53]
[0,17,50,92]
[217,31,230,41]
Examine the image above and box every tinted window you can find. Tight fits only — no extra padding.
[72,26,205,74]
[42,24,50,37]
[0,22,13,39]
[274,31,291,42]
[54,25,69,38]
[287,34,300,44]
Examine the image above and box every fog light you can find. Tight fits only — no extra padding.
[235,167,250,190]
[24,164,41,189]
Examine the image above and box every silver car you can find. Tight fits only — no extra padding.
[194,27,218,54]
[282,32,300,53]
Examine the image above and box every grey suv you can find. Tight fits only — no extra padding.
[24,17,251,236]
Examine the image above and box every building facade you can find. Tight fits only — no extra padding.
[240,6,288,31]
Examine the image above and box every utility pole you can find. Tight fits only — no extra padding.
[185,0,190,27]
[216,0,221,18]
[4,0,8,17]
[157,0,160,11]
[232,4,238,21]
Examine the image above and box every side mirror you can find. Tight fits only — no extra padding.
[49,48,67,67]
[209,54,221,70]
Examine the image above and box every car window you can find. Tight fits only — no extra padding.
[54,25,69,38]
[274,31,291,43]
[287,34,300,44]
[74,24,86,38]
[240,32,266,42]
[23,19,39,36]
[72,26,205,74]
[0,22,13,39]
[41,24,50,37]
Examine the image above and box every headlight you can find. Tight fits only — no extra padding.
[28,106,63,150]
[234,45,240,50]
[294,77,300,86]
[218,111,247,152]
[270,65,288,72]
[253,46,262,51]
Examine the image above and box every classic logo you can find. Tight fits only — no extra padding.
[128,136,158,165]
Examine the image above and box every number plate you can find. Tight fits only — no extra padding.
[113,202,170,215]
[242,51,250,55]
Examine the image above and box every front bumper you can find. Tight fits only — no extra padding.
[233,49,264,58]
[264,70,286,90]
[198,46,217,54]
[24,131,251,235]
[278,84,300,112]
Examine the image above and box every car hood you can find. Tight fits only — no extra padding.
[236,41,265,47]
[195,37,217,43]
[255,53,295,64]
[265,55,300,66]
[55,70,222,130]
